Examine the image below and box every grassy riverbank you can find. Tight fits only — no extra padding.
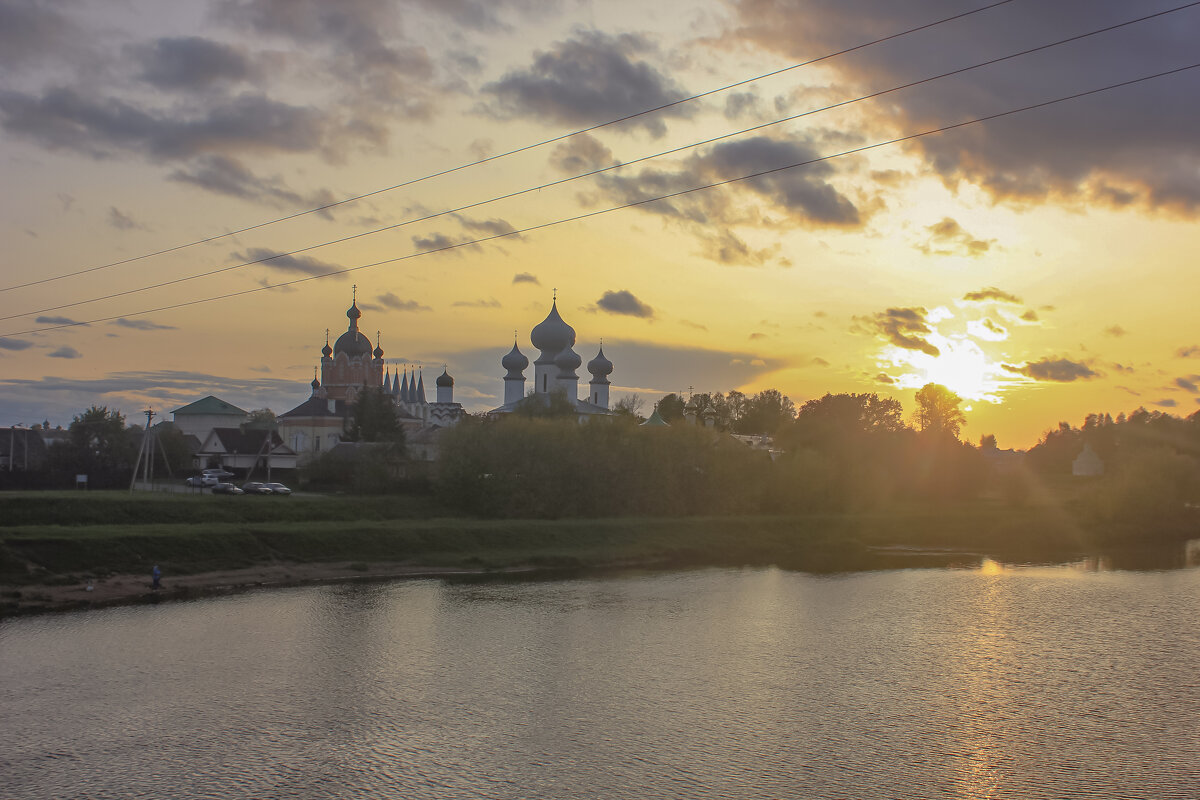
[1,490,1195,615]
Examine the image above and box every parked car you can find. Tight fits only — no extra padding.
[241,481,274,495]
[202,468,234,479]
[264,482,292,496]
[185,474,219,487]
[211,482,244,495]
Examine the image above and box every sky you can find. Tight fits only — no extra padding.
[1,0,1199,448]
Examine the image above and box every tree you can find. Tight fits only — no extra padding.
[737,389,796,434]
[345,387,405,444]
[243,408,277,429]
[54,405,138,487]
[979,433,998,450]
[612,393,645,422]
[656,393,686,422]
[795,393,905,436]
[913,383,966,440]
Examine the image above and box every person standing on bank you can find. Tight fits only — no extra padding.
[151,565,161,591]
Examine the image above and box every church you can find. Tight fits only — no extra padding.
[277,289,464,461]
[490,294,615,418]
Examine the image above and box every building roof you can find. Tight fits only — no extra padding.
[172,395,248,416]
[198,427,294,456]
[278,395,349,420]
[640,408,670,426]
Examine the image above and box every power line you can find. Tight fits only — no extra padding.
[6,62,1195,339]
[0,0,1020,294]
[4,0,1195,324]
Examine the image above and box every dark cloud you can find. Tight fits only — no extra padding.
[1104,324,1128,337]
[723,91,761,120]
[726,1,1200,214]
[595,290,654,319]
[1175,377,1198,393]
[0,0,75,68]
[512,273,540,285]
[1177,345,1200,358]
[0,88,329,160]
[48,346,82,359]
[378,293,431,312]
[453,214,519,239]
[113,318,176,331]
[108,207,146,231]
[874,372,896,384]
[919,217,993,256]
[592,135,862,250]
[697,229,779,267]
[483,31,690,137]
[855,307,939,356]
[232,247,345,278]
[549,133,615,173]
[1020,309,1039,322]
[412,232,466,252]
[35,316,83,326]
[407,0,547,32]
[130,36,255,90]
[168,155,337,212]
[1002,357,1098,382]
[451,299,502,309]
[0,337,33,351]
[1154,398,1178,408]
[962,286,1022,304]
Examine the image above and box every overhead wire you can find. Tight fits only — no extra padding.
[6,61,1196,338]
[4,0,1196,325]
[0,0,1021,293]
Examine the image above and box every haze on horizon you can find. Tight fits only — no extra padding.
[2,0,1199,449]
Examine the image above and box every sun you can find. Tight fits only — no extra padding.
[881,333,1009,404]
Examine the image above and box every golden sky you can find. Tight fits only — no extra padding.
[2,0,1198,448]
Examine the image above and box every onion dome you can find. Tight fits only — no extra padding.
[436,367,454,388]
[587,347,613,382]
[346,300,362,323]
[502,342,529,377]
[530,299,576,362]
[554,345,581,377]
[311,368,321,393]
[321,329,332,358]
[373,332,384,360]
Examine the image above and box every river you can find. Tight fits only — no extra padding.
[2,555,1199,799]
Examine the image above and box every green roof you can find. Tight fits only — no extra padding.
[640,408,670,427]
[172,395,248,416]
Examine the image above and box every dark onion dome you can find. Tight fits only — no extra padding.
[311,376,321,391]
[554,345,582,377]
[436,367,454,388]
[373,342,384,359]
[587,347,613,380]
[502,342,529,376]
[530,300,576,360]
[334,328,372,358]
[334,300,372,357]
[321,341,333,358]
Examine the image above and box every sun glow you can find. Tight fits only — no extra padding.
[880,333,1010,403]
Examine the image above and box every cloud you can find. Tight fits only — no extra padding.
[35,316,84,326]
[1104,324,1128,337]
[967,317,1007,341]
[724,0,1200,215]
[1177,345,1200,358]
[854,307,939,356]
[0,337,33,351]
[874,372,896,384]
[169,154,337,211]
[378,292,431,312]
[748,332,766,340]
[0,1,76,68]
[451,299,502,309]
[549,133,615,173]
[483,31,690,137]
[1020,309,1039,322]
[0,88,331,161]
[1175,377,1198,393]
[697,229,780,267]
[412,232,467,251]
[108,207,146,231]
[232,247,345,277]
[962,286,1022,304]
[113,318,176,331]
[48,346,82,359]
[595,290,654,318]
[918,217,993,256]
[452,214,519,239]
[129,36,256,90]
[1154,398,1178,408]
[1003,357,1098,382]
[512,272,540,285]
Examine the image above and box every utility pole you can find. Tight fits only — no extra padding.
[129,408,155,492]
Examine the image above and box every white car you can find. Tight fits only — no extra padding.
[202,468,234,479]
[185,474,220,487]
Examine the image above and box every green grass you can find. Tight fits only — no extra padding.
[1,489,1191,587]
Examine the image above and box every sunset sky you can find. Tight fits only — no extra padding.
[2,0,1198,448]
